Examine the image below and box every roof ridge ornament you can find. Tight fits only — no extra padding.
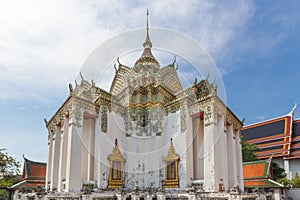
[291,102,297,115]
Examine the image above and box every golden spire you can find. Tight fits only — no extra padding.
[146,9,149,33]
[134,9,159,67]
[164,138,180,161]
[143,9,152,49]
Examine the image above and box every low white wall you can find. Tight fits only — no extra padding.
[286,188,300,200]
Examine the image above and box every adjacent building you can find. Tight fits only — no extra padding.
[242,106,300,181]
[10,157,46,200]
[243,158,284,199]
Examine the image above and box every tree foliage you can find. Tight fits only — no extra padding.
[276,177,291,186]
[0,149,21,200]
[272,162,286,181]
[241,137,259,162]
[292,172,300,188]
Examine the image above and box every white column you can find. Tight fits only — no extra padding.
[50,125,61,191]
[192,117,199,180]
[235,131,244,192]
[186,114,194,184]
[94,116,100,187]
[87,118,95,181]
[45,130,54,192]
[284,160,291,180]
[57,124,64,192]
[215,114,228,191]
[222,122,229,191]
[192,116,204,180]
[274,188,281,200]
[81,118,89,181]
[203,105,216,192]
[58,116,69,192]
[227,124,237,189]
[65,108,83,192]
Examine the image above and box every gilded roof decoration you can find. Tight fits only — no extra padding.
[107,139,125,163]
[164,139,180,162]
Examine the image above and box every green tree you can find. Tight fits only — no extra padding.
[276,177,291,186]
[272,162,286,180]
[241,137,259,162]
[0,149,21,200]
[292,172,300,188]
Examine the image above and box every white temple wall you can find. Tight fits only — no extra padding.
[124,130,136,188]
[98,111,124,188]
[123,111,181,189]
[171,110,186,188]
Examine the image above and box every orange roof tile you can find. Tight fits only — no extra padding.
[243,160,269,179]
[243,163,265,179]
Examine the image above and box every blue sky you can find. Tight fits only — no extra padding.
[0,0,299,162]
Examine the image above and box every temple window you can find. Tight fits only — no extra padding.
[166,161,176,180]
[163,138,180,188]
[112,161,121,180]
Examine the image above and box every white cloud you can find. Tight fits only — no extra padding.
[0,0,255,101]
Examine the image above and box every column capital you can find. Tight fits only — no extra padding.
[204,105,216,126]
[69,106,83,127]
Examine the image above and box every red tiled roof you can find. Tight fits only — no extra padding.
[22,157,46,180]
[241,114,293,159]
[11,157,46,190]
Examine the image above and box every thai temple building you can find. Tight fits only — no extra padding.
[10,157,46,200]
[243,158,284,200]
[242,105,300,184]
[42,13,248,199]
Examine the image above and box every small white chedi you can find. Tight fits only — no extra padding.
[45,12,245,200]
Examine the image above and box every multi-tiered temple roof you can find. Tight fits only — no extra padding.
[242,106,299,159]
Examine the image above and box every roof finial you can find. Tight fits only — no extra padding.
[146,9,149,33]
[291,102,297,117]
[143,9,152,49]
